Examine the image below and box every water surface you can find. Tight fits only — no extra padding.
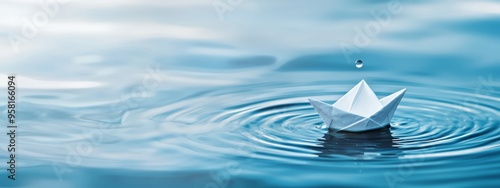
[0,0,499,187]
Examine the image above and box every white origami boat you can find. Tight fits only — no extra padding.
[308,80,406,132]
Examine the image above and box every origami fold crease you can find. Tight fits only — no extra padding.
[308,80,406,132]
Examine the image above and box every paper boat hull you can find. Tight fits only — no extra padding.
[308,81,406,132]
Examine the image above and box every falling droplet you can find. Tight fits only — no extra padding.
[355,60,363,68]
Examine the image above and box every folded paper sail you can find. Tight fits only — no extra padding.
[308,80,406,132]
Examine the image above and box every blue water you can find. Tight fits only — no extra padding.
[1,1,500,187]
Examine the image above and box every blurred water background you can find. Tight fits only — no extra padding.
[0,0,499,187]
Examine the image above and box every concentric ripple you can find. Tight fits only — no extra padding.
[10,75,499,187]
[144,79,500,169]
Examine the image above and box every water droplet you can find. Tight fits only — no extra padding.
[355,60,363,68]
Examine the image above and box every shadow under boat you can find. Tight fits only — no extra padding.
[315,126,402,158]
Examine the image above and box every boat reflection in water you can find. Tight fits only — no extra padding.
[316,126,401,159]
